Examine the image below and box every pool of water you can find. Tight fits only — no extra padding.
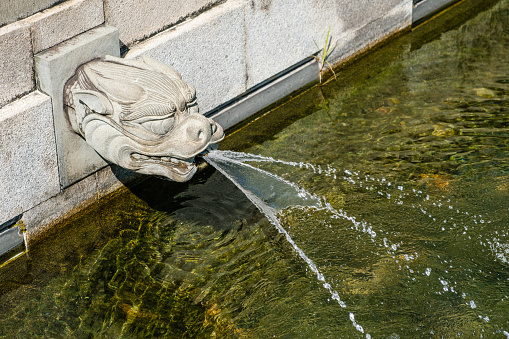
[1,0,508,337]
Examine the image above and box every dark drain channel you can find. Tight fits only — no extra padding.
[413,0,460,23]
[0,214,26,265]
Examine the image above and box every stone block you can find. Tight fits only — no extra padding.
[244,0,411,88]
[104,0,223,46]
[336,0,409,32]
[245,0,341,88]
[34,25,120,188]
[26,0,105,54]
[127,0,246,114]
[331,0,412,64]
[0,22,34,108]
[0,91,59,225]
[23,173,98,243]
[209,57,319,130]
[0,0,60,27]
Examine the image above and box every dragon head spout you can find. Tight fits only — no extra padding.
[64,55,223,182]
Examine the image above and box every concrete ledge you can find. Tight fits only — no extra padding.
[23,172,99,243]
[127,0,246,114]
[0,22,33,108]
[26,0,105,54]
[0,91,59,224]
[105,0,224,46]
[23,163,143,245]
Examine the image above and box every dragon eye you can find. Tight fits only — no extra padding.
[140,117,175,135]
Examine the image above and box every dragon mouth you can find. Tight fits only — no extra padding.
[130,153,195,174]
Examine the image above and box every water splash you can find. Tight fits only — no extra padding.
[216,151,509,266]
[205,150,370,337]
[206,150,384,243]
[205,150,509,336]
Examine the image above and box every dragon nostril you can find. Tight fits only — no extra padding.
[187,125,205,142]
[197,130,204,140]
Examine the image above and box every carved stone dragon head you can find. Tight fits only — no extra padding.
[64,55,224,182]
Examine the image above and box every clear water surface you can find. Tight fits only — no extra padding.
[0,1,508,337]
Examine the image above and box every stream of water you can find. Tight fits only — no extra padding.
[205,150,370,336]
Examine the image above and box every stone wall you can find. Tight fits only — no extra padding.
[0,0,413,243]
